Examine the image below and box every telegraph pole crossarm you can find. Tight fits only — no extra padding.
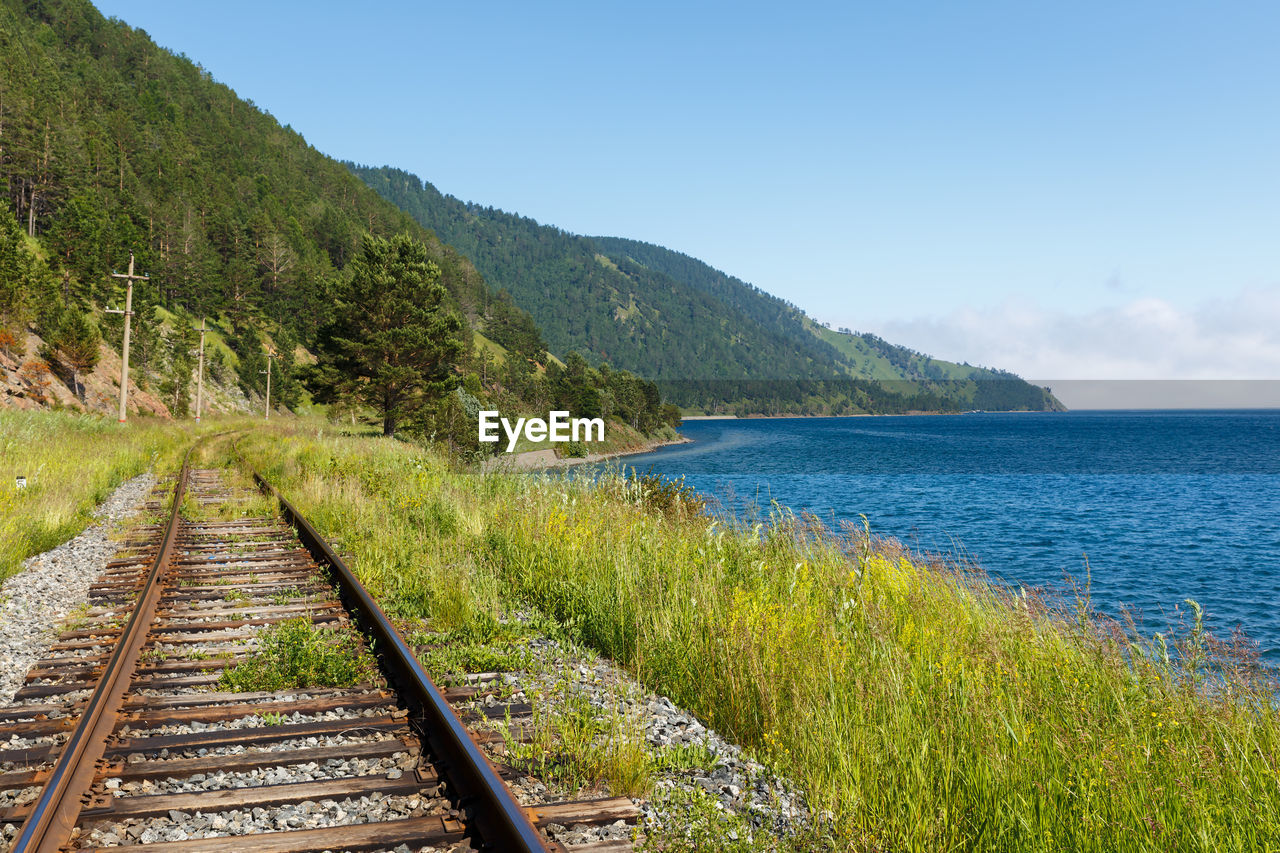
[104,254,149,424]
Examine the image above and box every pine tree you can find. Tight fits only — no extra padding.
[53,310,100,401]
[314,233,465,435]
[0,207,29,329]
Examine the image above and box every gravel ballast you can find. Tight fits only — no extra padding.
[445,615,817,850]
[0,473,155,703]
[524,637,813,849]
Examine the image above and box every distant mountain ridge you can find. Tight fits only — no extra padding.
[352,166,1063,414]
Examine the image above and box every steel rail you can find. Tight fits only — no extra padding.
[251,470,549,853]
[12,448,194,853]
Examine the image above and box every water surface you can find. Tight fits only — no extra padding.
[622,411,1280,658]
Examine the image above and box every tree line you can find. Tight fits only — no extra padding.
[308,232,677,448]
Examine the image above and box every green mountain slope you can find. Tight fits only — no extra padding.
[0,0,1058,420]
[350,166,849,385]
[809,324,1061,411]
[0,0,543,361]
[0,0,570,422]
[810,323,983,382]
[353,167,1062,413]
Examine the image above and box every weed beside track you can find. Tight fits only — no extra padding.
[235,422,1280,852]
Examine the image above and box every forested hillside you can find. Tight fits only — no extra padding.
[351,165,850,385]
[0,0,545,362]
[0,0,1058,423]
[0,0,682,445]
[353,166,1062,414]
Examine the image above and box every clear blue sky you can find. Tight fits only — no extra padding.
[92,1,1280,383]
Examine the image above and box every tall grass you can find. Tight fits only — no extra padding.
[235,424,1280,851]
[0,411,194,581]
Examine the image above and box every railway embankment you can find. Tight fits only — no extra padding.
[4,413,1280,851]
[0,449,641,851]
[0,421,810,851]
[239,421,1280,852]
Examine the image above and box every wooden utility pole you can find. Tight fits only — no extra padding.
[193,318,209,424]
[260,351,274,420]
[105,254,148,423]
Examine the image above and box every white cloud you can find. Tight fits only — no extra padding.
[862,287,1280,408]
[868,286,1280,381]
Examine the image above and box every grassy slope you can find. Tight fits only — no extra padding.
[0,411,198,580]
[472,328,565,369]
[809,322,977,382]
[472,330,508,365]
[150,307,240,372]
[231,423,1279,852]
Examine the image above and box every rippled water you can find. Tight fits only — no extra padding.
[622,411,1280,658]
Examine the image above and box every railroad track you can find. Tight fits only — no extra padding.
[0,452,638,852]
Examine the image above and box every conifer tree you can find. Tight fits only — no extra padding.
[314,233,465,435]
[0,208,29,330]
[53,311,100,401]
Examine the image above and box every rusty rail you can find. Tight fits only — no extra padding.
[11,448,193,853]
[3,449,613,852]
[251,469,549,852]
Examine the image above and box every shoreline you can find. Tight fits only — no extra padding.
[680,409,1062,420]
[482,434,692,472]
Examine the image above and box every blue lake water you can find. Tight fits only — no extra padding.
[621,411,1280,659]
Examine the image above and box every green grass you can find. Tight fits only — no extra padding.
[268,586,310,606]
[472,329,508,365]
[217,616,378,692]
[652,741,719,774]
[0,411,193,581]
[809,322,975,383]
[642,784,793,853]
[230,424,1280,851]
[506,683,654,798]
[179,444,277,521]
[413,620,535,686]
